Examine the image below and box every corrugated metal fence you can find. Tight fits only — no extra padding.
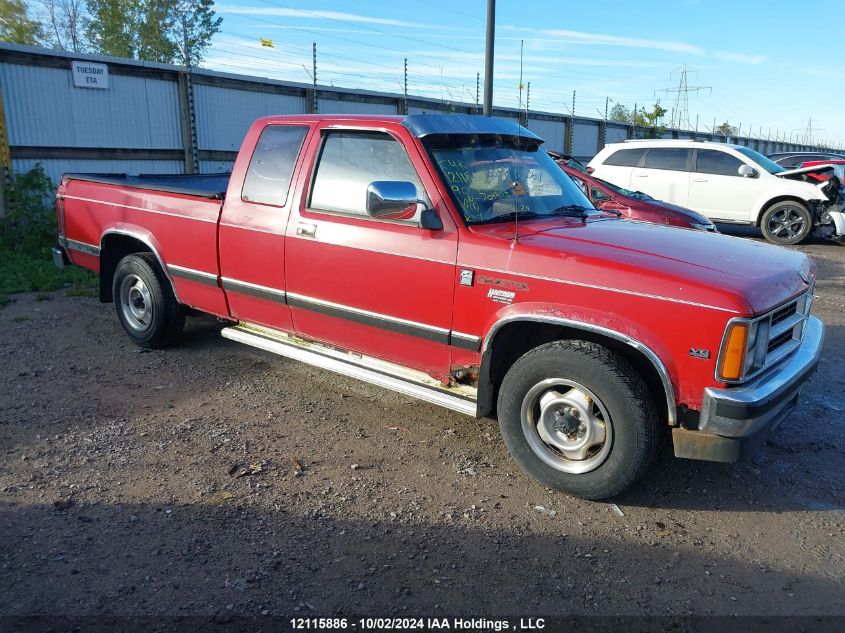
[0,42,834,184]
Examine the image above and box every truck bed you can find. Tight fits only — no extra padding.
[63,172,230,199]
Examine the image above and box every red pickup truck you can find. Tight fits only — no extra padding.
[53,114,824,499]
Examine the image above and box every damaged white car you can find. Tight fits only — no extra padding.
[588,140,844,245]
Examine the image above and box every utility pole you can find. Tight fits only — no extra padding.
[632,102,638,138]
[482,0,495,116]
[181,13,199,174]
[312,42,318,114]
[476,72,480,114]
[525,82,530,118]
[403,58,408,115]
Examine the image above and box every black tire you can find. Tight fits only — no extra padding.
[760,201,812,245]
[497,340,658,500]
[112,253,184,348]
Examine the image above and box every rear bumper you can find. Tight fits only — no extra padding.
[673,316,824,463]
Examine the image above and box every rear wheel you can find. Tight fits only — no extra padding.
[497,340,658,500]
[112,253,184,348]
[760,201,812,245]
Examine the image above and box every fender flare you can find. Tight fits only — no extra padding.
[478,313,677,426]
[100,227,181,303]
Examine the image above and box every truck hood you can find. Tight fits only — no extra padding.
[469,217,813,314]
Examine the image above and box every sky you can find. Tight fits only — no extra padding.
[202,0,845,146]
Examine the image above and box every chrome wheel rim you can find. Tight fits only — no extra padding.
[520,378,613,474]
[767,207,806,241]
[119,274,153,332]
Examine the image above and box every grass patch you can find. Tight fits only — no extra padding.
[11,315,30,323]
[0,251,96,296]
[0,295,9,308]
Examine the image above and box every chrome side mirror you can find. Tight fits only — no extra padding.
[365,181,442,229]
[366,181,419,221]
[738,164,758,178]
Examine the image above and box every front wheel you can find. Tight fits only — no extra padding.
[760,201,812,245]
[112,253,184,348]
[497,340,658,500]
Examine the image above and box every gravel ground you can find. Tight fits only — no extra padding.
[1,229,843,620]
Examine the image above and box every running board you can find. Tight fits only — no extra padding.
[221,324,477,417]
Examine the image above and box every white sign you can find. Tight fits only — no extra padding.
[71,61,109,89]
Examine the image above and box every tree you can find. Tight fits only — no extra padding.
[171,0,222,67]
[85,0,221,65]
[0,0,46,45]
[715,121,737,137]
[41,0,87,51]
[634,103,667,128]
[608,103,631,124]
[137,0,177,63]
[85,0,137,58]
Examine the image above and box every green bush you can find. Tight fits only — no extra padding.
[1,164,57,257]
[1,165,96,300]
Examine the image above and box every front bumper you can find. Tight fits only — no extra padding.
[673,316,824,463]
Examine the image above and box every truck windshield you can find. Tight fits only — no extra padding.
[423,134,596,225]
[736,147,786,175]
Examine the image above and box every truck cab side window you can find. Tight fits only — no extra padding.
[309,131,430,219]
[241,125,308,206]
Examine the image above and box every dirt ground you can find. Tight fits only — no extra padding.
[1,227,843,622]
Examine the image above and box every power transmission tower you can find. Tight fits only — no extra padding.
[793,117,823,145]
[654,64,711,129]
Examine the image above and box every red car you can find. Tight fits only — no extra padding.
[548,151,716,231]
[53,114,822,499]
[800,159,845,186]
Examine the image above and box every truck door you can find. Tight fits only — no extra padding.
[284,122,459,381]
[218,123,311,331]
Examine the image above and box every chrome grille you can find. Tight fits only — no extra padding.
[718,286,815,384]
[748,288,813,379]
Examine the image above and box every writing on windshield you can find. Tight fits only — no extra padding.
[425,135,593,224]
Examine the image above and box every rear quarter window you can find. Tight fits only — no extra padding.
[643,148,690,171]
[241,125,309,206]
[602,147,646,167]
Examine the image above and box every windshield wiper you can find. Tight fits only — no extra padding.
[474,210,539,224]
[549,204,591,218]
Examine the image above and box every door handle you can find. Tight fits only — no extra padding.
[634,173,648,177]
[693,178,708,182]
[296,222,317,238]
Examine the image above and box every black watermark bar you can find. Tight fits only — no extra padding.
[1,616,843,633]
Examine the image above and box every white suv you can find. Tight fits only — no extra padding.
[588,140,844,245]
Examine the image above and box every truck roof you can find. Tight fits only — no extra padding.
[252,113,542,142]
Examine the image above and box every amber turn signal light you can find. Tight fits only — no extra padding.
[718,322,749,381]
